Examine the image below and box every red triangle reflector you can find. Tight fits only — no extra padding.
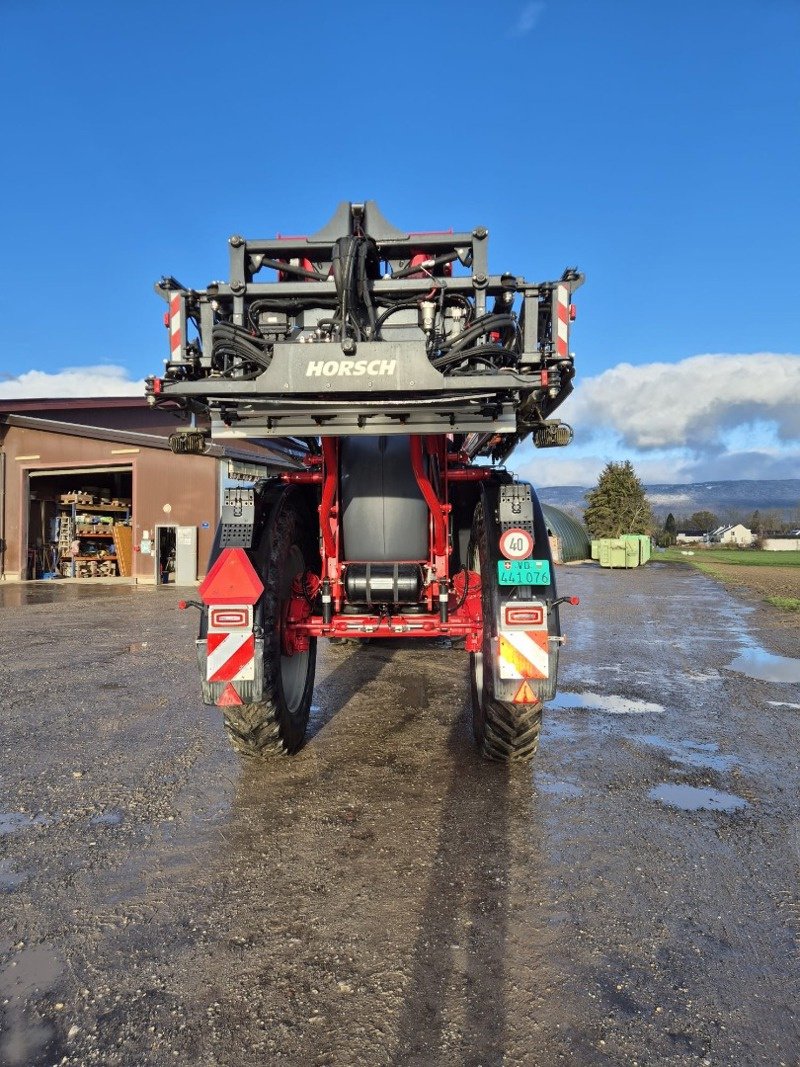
[199,548,264,605]
[513,680,536,704]
[216,682,243,707]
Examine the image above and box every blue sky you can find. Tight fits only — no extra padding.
[1,0,798,485]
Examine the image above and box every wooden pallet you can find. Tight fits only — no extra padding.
[113,525,133,578]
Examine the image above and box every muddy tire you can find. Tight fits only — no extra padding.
[468,501,543,763]
[222,494,316,757]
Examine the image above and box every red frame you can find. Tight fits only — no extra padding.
[279,435,488,652]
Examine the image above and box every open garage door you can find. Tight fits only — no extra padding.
[27,466,133,580]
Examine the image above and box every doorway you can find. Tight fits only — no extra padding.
[155,526,176,585]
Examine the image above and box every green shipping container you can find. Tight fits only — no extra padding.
[638,535,652,564]
[620,534,652,565]
[598,538,637,568]
[591,540,600,560]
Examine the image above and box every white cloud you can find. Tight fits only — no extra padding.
[512,2,545,36]
[566,353,800,451]
[516,352,800,486]
[0,365,145,399]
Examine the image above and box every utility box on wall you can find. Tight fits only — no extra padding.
[175,526,197,585]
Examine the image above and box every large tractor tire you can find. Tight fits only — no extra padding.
[468,501,543,763]
[222,492,317,757]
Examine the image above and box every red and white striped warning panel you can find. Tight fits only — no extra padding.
[169,293,183,360]
[555,283,569,359]
[206,631,256,682]
[498,599,549,681]
[206,601,255,682]
[498,630,549,680]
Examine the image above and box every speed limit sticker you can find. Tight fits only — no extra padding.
[499,528,534,560]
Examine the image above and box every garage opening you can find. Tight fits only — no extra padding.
[27,466,133,580]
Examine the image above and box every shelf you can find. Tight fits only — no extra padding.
[60,503,130,513]
[62,556,118,561]
[75,533,116,538]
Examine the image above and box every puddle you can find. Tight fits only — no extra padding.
[0,812,53,835]
[635,734,736,772]
[649,783,747,813]
[0,945,62,999]
[0,861,30,892]
[726,648,800,683]
[767,701,800,710]
[536,774,583,798]
[0,945,62,1067]
[89,809,124,827]
[548,691,664,715]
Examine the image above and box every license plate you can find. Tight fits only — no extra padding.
[497,559,551,585]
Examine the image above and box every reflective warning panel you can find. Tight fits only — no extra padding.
[207,632,256,682]
[199,548,264,605]
[513,680,537,704]
[498,630,549,680]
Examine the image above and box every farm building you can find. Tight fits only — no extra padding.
[0,397,300,583]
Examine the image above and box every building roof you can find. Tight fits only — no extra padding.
[0,412,301,470]
[0,397,149,414]
[712,524,751,536]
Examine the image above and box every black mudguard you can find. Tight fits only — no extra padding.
[478,476,561,703]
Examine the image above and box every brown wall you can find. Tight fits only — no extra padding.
[133,449,217,582]
[0,424,218,582]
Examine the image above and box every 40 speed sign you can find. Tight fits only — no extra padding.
[499,527,534,560]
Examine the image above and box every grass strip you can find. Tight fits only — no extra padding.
[765,596,800,612]
[661,548,800,568]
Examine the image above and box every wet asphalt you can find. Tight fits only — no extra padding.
[0,563,798,1066]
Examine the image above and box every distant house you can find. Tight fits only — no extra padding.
[710,524,754,547]
[676,530,705,544]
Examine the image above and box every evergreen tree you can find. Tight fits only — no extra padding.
[659,511,677,547]
[583,461,655,539]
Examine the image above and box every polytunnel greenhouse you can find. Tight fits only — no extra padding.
[541,503,591,563]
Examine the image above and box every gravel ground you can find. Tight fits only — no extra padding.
[0,564,798,1067]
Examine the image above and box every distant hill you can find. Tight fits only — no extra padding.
[537,479,800,523]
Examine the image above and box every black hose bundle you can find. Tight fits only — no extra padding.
[212,323,271,379]
[432,343,520,373]
[330,235,381,341]
[436,313,516,355]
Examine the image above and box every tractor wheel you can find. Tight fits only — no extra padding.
[468,501,543,764]
[222,495,316,757]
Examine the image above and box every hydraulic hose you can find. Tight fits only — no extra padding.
[437,313,516,355]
